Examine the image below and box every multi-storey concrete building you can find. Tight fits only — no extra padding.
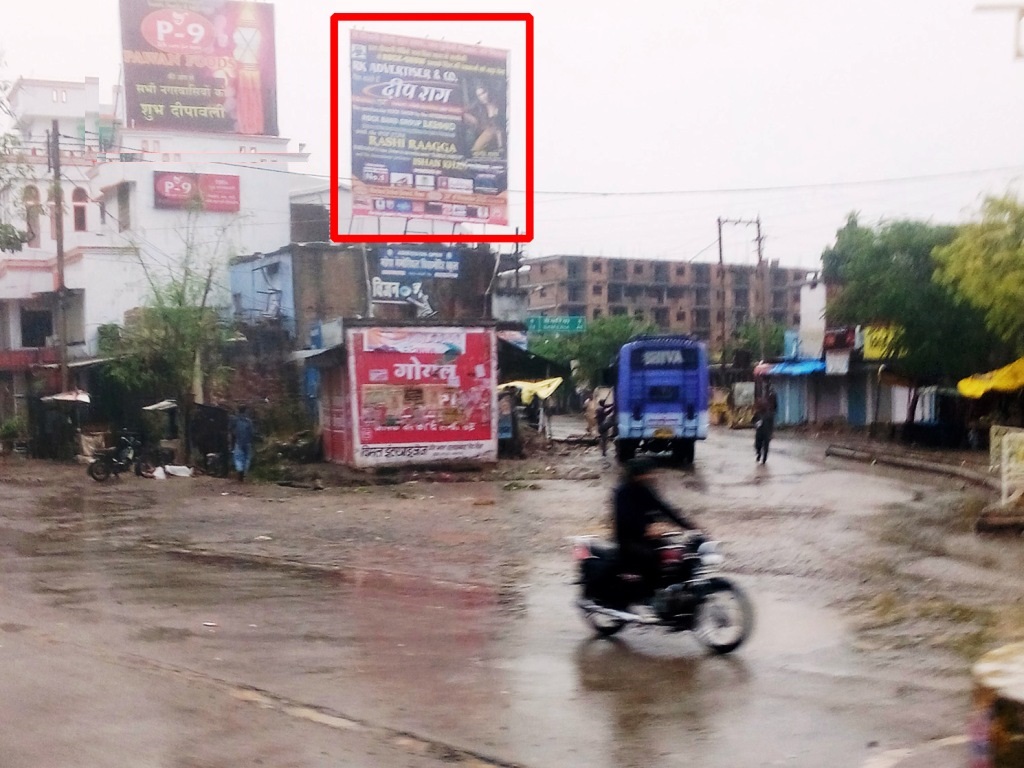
[515,254,809,354]
[0,76,303,421]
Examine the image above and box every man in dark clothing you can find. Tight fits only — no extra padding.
[753,381,778,464]
[613,457,700,597]
[596,399,616,456]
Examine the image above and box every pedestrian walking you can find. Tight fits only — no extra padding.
[538,396,553,440]
[229,404,256,481]
[597,399,616,457]
[753,381,777,465]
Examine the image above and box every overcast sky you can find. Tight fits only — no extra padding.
[5,0,1024,268]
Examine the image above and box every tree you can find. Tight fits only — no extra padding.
[734,320,786,360]
[99,211,237,457]
[821,214,1005,382]
[933,194,1024,355]
[529,315,657,387]
[0,61,31,252]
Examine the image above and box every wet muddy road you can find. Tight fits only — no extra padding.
[3,429,1018,767]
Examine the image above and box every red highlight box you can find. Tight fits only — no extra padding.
[330,12,533,244]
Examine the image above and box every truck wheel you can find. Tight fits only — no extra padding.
[672,439,695,466]
[615,439,636,463]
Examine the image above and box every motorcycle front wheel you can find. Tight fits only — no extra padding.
[693,577,754,654]
[581,607,626,637]
[88,459,112,482]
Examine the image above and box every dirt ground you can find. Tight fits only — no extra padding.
[3,427,1024,766]
[3,429,1021,669]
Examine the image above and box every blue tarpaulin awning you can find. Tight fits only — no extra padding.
[765,360,825,376]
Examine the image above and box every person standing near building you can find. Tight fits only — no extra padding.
[229,404,255,482]
[753,381,778,465]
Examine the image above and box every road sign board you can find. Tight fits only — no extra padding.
[526,316,587,334]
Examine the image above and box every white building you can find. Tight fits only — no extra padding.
[0,76,304,419]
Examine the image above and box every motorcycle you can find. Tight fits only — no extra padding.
[572,531,754,654]
[87,431,151,482]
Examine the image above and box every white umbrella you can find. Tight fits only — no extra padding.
[41,389,91,404]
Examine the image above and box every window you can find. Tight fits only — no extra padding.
[675,265,686,277]
[21,309,52,347]
[633,263,643,275]
[592,284,602,296]
[23,186,41,248]
[653,263,669,282]
[591,261,602,273]
[676,310,686,321]
[593,308,602,319]
[634,309,644,320]
[568,285,584,302]
[611,306,627,316]
[152,140,161,151]
[99,201,107,225]
[693,264,710,283]
[72,188,88,232]
[538,287,547,298]
[653,307,669,328]
[694,288,710,306]
[61,90,67,103]
[52,89,58,102]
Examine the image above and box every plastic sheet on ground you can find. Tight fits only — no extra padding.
[164,465,193,478]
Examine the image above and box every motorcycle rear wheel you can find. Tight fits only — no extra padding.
[88,460,112,482]
[693,577,754,654]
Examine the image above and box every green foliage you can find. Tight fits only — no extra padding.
[733,321,786,359]
[100,212,235,401]
[529,315,657,386]
[0,415,25,439]
[934,194,1024,355]
[822,214,1006,382]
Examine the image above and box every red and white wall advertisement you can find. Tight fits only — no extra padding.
[347,326,497,467]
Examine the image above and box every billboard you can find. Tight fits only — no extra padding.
[369,245,460,317]
[347,326,497,466]
[349,30,508,227]
[154,172,240,212]
[120,0,278,135]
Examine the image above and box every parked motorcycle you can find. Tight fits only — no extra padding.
[572,531,754,654]
[87,431,151,482]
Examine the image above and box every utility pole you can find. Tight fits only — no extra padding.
[50,120,69,392]
[717,216,764,363]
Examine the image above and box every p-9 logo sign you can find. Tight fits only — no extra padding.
[155,173,201,208]
[142,9,213,54]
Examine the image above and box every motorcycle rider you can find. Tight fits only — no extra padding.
[613,456,701,600]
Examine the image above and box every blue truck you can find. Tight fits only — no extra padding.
[608,335,710,465]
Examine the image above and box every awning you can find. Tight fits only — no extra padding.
[957,357,1024,399]
[143,399,178,411]
[500,377,564,404]
[41,389,90,404]
[762,360,825,377]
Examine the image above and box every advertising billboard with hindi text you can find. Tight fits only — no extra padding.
[349,29,509,227]
[120,0,278,135]
[347,326,497,467]
[153,172,240,212]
